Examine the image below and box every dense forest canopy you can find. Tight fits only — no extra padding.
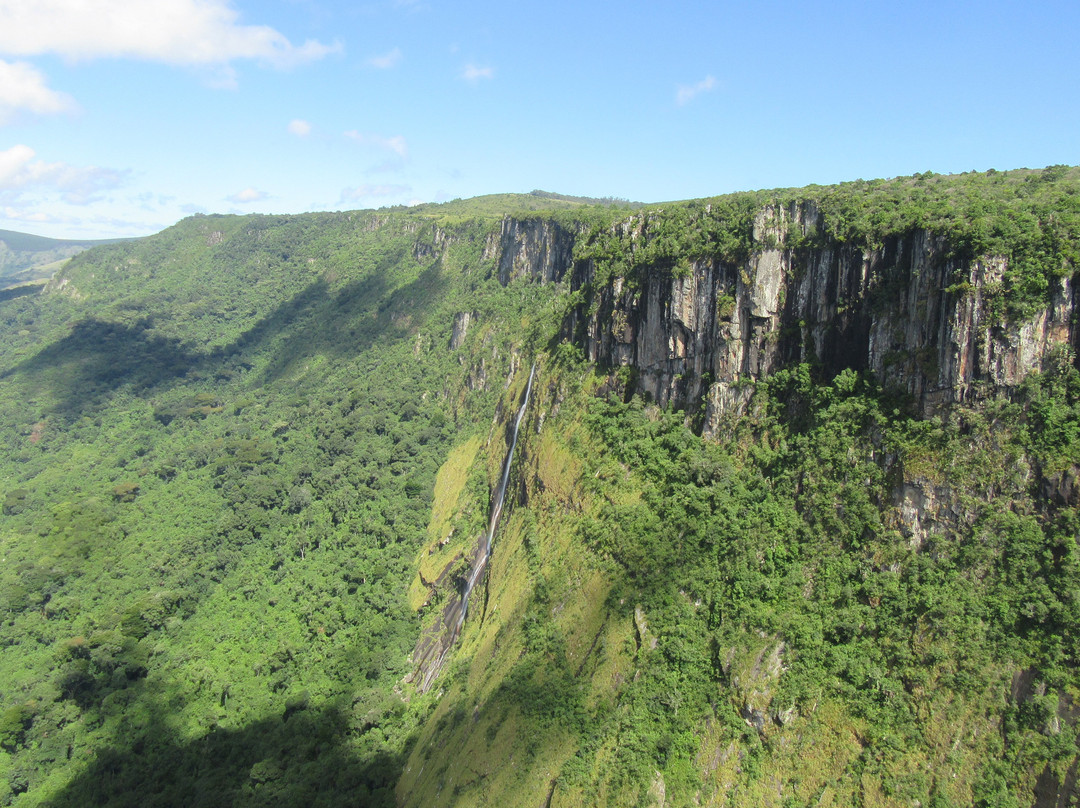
[0,166,1078,807]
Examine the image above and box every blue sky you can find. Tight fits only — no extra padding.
[0,0,1077,239]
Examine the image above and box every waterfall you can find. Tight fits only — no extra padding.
[456,360,536,632]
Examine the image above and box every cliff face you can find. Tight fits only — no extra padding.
[484,216,578,285]
[407,202,1074,808]
[492,204,1078,434]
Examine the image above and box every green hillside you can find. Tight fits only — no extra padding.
[0,168,1078,807]
[0,230,132,290]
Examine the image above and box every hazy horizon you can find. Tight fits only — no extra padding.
[1,0,1077,240]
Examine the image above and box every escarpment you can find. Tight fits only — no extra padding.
[400,184,1080,808]
[490,203,1077,434]
[7,179,1080,808]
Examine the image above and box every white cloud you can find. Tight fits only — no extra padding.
[0,205,161,237]
[0,144,34,186]
[676,75,717,106]
[131,191,175,211]
[0,59,75,123]
[0,144,126,204]
[344,131,408,158]
[1,205,76,225]
[288,118,312,136]
[339,184,410,203]
[227,187,268,203]
[462,63,493,82]
[0,0,341,69]
[367,47,401,69]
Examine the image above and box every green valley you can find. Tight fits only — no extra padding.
[0,169,1078,807]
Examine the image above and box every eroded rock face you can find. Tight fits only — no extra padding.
[1013,668,1080,808]
[489,205,1077,438]
[722,638,788,732]
[608,231,1070,437]
[489,216,577,285]
[450,311,471,350]
[1039,463,1080,508]
[890,480,960,551]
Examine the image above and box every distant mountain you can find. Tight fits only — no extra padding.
[0,228,135,288]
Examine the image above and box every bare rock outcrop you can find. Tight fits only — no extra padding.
[488,216,577,285]
[480,204,1076,437]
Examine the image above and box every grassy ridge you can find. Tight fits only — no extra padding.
[0,209,553,806]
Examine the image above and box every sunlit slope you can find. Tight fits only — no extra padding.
[0,168,1077,808]
[400,355,1079,808]
[396,167,1080,807]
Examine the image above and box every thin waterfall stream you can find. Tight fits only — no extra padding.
[408,360,537,690]
[455,359,536,633]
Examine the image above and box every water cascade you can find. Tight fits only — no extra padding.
[456,359,536,632]
[408,360,538,691]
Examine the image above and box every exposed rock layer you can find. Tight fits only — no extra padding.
[489,205,1078,436]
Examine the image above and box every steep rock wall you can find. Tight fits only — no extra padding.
[483,216,577,285]
[490,207,1077,435]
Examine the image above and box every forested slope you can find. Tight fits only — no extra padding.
[0,206,566,806]
[0,171,1078,807]
[0,230,128,290]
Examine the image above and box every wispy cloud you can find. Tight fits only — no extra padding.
[288,118,312,136]
[367,47,402,69]
[227,187,269,203]
[344,131,408,158]
[0,0,341,70]
[0,59,76,124]
[1,205,77,226]
[0,144,126,204]
[83,212,163,235]
[131,191,176,212]
[676,75,717,106]
[366,158,406,175]
[0,205,159,236]
[201,64,239,90]
[339,184,410,204]
[462,63,493,82]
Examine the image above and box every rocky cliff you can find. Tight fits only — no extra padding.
[490,203,1078,433]
[456,195,1080,806]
